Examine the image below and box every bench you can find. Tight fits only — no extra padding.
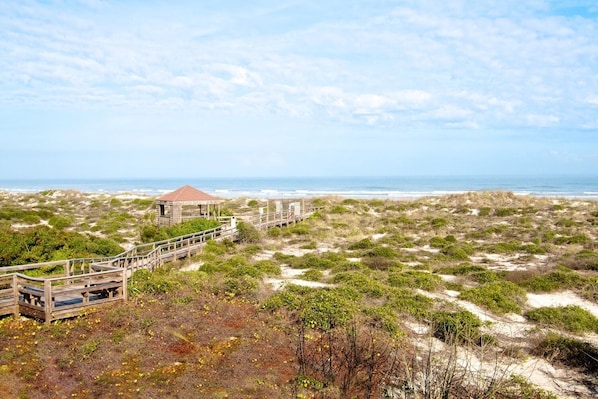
[21,280,123,306]
[86,281,122,299]
[20,286,45,306]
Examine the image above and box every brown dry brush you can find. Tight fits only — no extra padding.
[294,319,404,398]
[294,319,552,399]
[392,340,509,399]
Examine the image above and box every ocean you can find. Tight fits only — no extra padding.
[0,176,597,200]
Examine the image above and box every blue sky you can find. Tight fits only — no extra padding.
[1,0,597,179]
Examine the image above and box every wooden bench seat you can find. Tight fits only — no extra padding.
[20,280,123,307]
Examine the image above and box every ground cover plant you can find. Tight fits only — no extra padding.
[524,305,598,333]
[0,189,597,398]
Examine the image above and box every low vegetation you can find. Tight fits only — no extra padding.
[0,225,124,266]
[524,306,598,333]
[0,189,597,398]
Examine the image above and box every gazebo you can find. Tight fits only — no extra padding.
[156,185,222,227]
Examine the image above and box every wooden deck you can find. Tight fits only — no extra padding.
[0,208,312,323]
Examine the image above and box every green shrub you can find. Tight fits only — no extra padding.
[236,221,261,243]
[436,264,500,284]
[202,240,228,255]
[440,244,472,260]
[199,261,233,275]
[290,224,310,235]
[517,268,585,292]
[362,306,400,336]
[86,237,125,257]
[300,289,356,330]
[469,270,500,283]
[395,215,415,225]
[330,205,349,214]
[525,306,598,333]
[479,207,491,216]
[128,269,180,296]
[430,310,483,344]
[131,198,154,208]
[48,215,73,229]
[300,241,317,250]
[365,245,397,259]
[273,251,297,265]
[22,264,64,277]
[430,217,448,229]
[436,263,486,275]
[330,261,365,274]
[556,218,578,227]
[429,236,447,249]
[222,276,258,297]
[301,269,323,281]
[333,272,385,297]
[261,290,303,311]
[254,260,281,276]
[460,281,526,314]
[0,225,124,266]
[348,238,375,250]
[227,264,263,279]
[22,214,41,224]
[532,333,598,374]
[387,270,443,291]
[341,198,359,205]
[140,218,221,243]
[293,253,338,270]
[379,233,414,248]
[487,241,523,254]
[554,234,590,245]
[494,208,518,217]
[444,235,457,243]
[387,289,433,319]
[267,227,281,237]
[312,198,327,207]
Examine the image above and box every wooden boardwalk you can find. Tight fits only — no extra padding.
[0,208,311,324]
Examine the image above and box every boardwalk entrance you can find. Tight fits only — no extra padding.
[0,205,312,323]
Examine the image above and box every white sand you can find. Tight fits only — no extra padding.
[527,291,598,318]
[264,265,335,290]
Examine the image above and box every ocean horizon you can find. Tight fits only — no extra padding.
[1,175,597,200]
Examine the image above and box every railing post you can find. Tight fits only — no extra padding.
[44,279,52,325]
[12,274,19,318]
[122,269,128,302]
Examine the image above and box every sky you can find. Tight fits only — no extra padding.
[1,0,597,179]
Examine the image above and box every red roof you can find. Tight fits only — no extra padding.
[157,185,220,202]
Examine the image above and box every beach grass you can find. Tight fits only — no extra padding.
[0,189,597,398]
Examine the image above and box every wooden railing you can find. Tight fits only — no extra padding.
[0,274,18,318]
[16,269,127,323]
[0,208,313,323]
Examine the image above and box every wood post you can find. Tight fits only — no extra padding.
[12,274,19,318]
[122,268,128,302]
[44,279,52,325]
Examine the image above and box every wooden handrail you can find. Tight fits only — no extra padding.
[0,208,313,323]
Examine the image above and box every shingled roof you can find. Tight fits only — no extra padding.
[157,185,220,203]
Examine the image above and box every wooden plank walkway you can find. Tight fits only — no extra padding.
[0,208,312,323]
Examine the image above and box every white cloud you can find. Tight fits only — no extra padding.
[526,114,560,127]
[0,0,597,134]
[430,105,473,122]
[171,76,194,88]
[131,85,163,94]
